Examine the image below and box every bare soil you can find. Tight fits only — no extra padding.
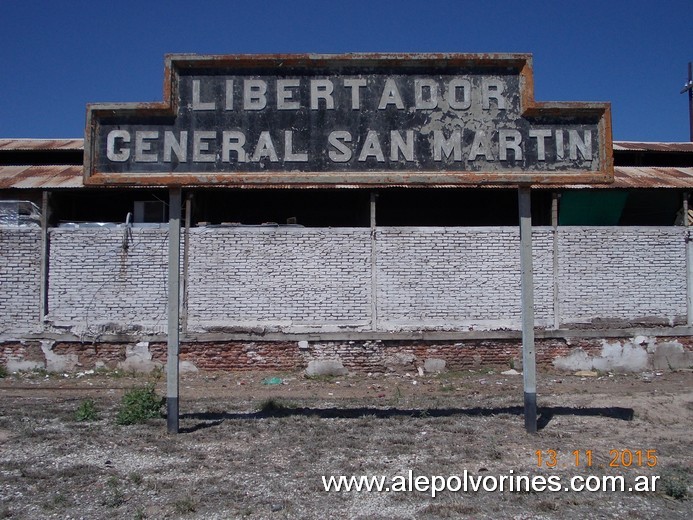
[0,367,690,519]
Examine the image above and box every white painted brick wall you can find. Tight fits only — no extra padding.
[558,227,687,325]
[0,225,687,336]
[47,228,169,334]
[0,227,41,332]
[186,227,372,330]
[376,227,555,330]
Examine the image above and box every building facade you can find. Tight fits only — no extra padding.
[1,139,692,374]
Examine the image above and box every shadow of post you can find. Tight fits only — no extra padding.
[176,405,634,434]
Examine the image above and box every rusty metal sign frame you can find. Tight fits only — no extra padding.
[84,53,613,187]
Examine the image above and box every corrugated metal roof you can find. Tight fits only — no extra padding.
[0,140,691,189]
[1,165,693,190]
[0,139,84,151]
[613,141,693,153]
[618,166,693,188]
[564,167,693,189]
[0,165,83,189]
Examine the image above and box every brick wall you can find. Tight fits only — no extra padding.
[186,227,372,331]
[5,337,690,373]
[557,227,687,326]
[46,228,170,335]
[0,227,41,333]
[376,227,555,330]
[0,226,688,337]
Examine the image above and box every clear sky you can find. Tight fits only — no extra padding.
[0,0,691,142]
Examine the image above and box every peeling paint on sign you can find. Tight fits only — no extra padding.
[84,54,613,187]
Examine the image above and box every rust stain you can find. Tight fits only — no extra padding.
[82,53,614,188]
[0,139,83,151]
[613,142,693,153]
[0,165,83,189]
[2,165,693,190]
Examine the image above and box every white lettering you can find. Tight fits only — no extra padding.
[468,131,494,161]
[358,130,385,162]
[251,131,278,162]
[135,131,159,162]
[221,130,246,162]
[569,130,592,161]
[284,131,308,162]
[192,79,215,110]
[310,79,334,110]
[390,130,414,161]
[529,129,552,160]
[433,130,462,161]
[106,130,130,162]
[193,131,216,162]
[244,80,267,110]
[555,130,565,160]
[446,78,472,110]
[277,79,301,110]
[482,78,506,110]
[499,128,522,161]
[225,79,233,110]
[328,131,352,162]
[378,78,404,109]
[414,79,438,110]
[343,78,367,110]
[163,131,187,162]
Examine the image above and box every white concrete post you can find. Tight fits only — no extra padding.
[519,187,537,433]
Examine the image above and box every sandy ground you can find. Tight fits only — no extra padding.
[0,367,690,519]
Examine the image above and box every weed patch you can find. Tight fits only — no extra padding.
[660,468,689,500]
[257,398,296,415]
[116,383,163,425]
[101,477,125,508]
[74,398,99,422]
[173,496,197,514]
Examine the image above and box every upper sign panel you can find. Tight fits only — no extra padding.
[84,54,613,186]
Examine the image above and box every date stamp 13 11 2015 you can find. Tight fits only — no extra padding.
[535,449,658,469]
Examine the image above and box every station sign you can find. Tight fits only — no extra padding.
[84,53,613,186]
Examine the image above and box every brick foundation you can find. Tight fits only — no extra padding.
[2,337,691,374]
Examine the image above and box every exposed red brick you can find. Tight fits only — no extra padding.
[1,338,690,373]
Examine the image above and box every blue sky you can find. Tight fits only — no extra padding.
[1,0,691,141]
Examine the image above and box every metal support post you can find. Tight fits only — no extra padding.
[370,192,378,331]
[39,191,50,322]
[681,62,693,142]
[167,188,182,434]
[181,194,192,334]
[519,187,537,433]
[684,192,693,327]
[551,192,560,330]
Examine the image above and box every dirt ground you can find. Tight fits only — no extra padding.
[0,366,690,519]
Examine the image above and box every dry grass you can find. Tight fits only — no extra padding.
[0,369,690,519]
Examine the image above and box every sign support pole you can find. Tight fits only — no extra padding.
[81,55,613,435]
[167,188,182,434]
[518,186,537,433]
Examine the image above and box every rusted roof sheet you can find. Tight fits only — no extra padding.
[557,167,693,189]
[613,141,693,153]
[0,139,84,151]
[1,165,693,190]
[618,167,693,188]
[0,165,83,189]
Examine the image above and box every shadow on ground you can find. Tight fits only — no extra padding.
[176,405,634,434]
